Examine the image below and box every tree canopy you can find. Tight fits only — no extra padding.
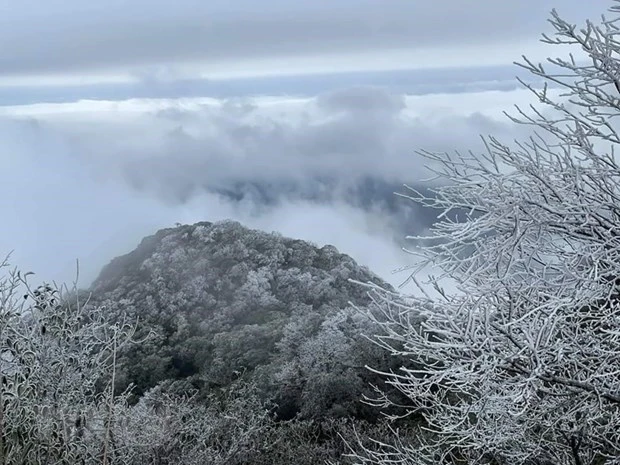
[354,3,620,465]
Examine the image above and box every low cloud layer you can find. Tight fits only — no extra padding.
[15,87,530,199]
[1,85,548,289]
[0,64,551,109]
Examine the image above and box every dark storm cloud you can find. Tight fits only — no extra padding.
[0,0,609,77]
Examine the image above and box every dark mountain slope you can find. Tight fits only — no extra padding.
[88,220,396,420]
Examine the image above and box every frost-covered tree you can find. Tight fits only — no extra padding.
[0,258,273,464]
[354,3,620,465]
[0,258,138,464]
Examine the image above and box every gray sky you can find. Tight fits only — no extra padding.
[0,0,610,84]
[0,0,615,290]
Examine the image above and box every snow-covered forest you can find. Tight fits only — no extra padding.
[2,2,620,464]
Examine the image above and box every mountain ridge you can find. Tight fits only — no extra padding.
[87,219,397,421]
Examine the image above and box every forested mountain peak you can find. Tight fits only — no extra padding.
[88,220,395,421]
[92,220,389,301]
